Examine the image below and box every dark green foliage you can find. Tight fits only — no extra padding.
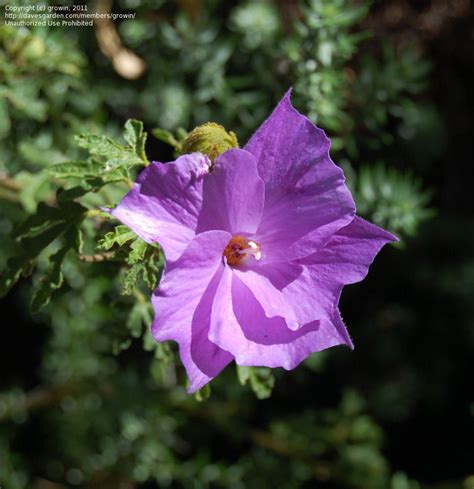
[1,0,471,488]
[151,127,187,154]
[30,225,83,312]
[0,115,152,312]
[0,201,86,299]
[237,365,275,400]
[0,24,99,174]
[345,162,435,237]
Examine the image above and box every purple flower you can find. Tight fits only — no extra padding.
[113,91,397,393]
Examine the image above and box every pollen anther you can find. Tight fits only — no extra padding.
[223,236,261,266]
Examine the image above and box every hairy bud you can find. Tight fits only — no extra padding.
[181,122,239,163]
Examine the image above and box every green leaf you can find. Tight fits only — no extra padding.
[142,252,161,290]
[76,133,124,157]
[0,223,66,297]
[14,202,86,239]
[194,383,211,402]
[236,364,251,385]
[48,160,102,178]
[0,96,11,139]
[127,302,147,338]
[237,365,275,399]
[149,341,175,385]
[66,223,84,254]
[124,119,148,163]
[31,247,68,312]
[97,225,136,250]
[151,341,172,361]
[48,160,127,181]
[56,178,107,203]
[49,120,148,184]
[127,239,148,264]
[30,222,83,312]
[112,338,132,355]
[0,202,86,297]
[152,128,182,151]
[96,224,161,296]
[121,244,161,296]
[121,262,145,296]
[127,302,154,346]
[75,130,143,171]
[121,240,161,294]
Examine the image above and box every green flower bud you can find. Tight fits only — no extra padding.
[181,122,239,163]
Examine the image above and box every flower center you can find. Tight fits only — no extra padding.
[223,236,261,266]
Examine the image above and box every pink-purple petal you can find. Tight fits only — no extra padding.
[116,90,398,391]
[112,153,211,262]
[246,90,356,260]
[245,89,330,192]
[298,216,397,284]
[151,230,234,393]
[196,149,265,235]
[281,216,397,327]
[233,266,300,329]
[209,267,351,370]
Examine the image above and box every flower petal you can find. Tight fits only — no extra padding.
[233,265,301,329]
[151,230,233,393]
[112,153,211,262]
[196,149,265,235]
[256,168,356,262]
[283,216,397,327]
[209,266,351,370]
[245,89,355,261]
[299,216,398,283]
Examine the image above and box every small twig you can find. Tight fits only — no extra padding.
[0,187,21,203]
[0,174,23,192]
[0,174,23,203]
[0,382,79,423]
[78,251,115,262]
[34,477,67,489]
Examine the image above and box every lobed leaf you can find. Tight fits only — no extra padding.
[74,119,149,172]
[0,223,66,297]
[0,202,86,298]
[124,119,148,163]
[48,160,125,180]
[14,201,86,239]
[75,133,124,157]
[97,225,136,251]
[56,178,107,203]
[237,365,275,399]
[30,223,84,312]
[31,247,68,312]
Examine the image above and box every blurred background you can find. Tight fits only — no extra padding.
[0,0,473,488]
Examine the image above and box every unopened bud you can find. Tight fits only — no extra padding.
[181,122,239,163]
